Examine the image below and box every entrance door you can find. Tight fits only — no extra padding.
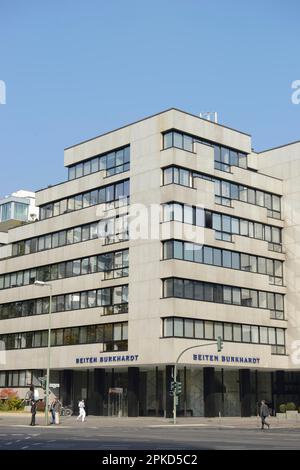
[107,388,125,417]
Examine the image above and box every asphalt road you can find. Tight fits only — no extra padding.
[0,422,300,450]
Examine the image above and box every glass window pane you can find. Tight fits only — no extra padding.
[164,132,173,149]
[174,241,183,259]
[204,247,213,264]
[213,248,222,266]
[163,168,173,185]
[233,324,242,342]
[184,242,194,261]
[174,318,184,336]
[164,318,173,336]
[222,250,232,269]
[173,132,183,148]
[251,326,259,343]
[260,327,268,344]
[183,135,193,152]
[224,323,233,341]
[184,319,194,337]
[194,320,204,338]
[204,321,214,339]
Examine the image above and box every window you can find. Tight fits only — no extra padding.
[174,241,183,259]
[231,252,240,269]
[204,321,214,339]
[224,323,233,341]
[173,132,183,148]
[233,324,242,342]
[204,247,213,264]
[174,279,184,298]
[163,167,173,185]
[184,205,193,224]
[194,320,204,338]
[174,203,183,222]
[174,318,184,336]
[213,248,222,266]
[164,318,173,336]
[185,319,194,337]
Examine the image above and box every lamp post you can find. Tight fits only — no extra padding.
[172,337,223,425]
[34,280,52,425]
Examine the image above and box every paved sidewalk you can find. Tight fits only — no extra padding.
[0,412,299,429]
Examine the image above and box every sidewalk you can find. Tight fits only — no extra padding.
[1,412,300,429]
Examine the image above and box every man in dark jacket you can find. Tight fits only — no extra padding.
[30,398,37,426]
[260,400,270,429]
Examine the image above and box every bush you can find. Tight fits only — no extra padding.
[286,402,297,411]
[279,404,286,413]
[0,388,25,411]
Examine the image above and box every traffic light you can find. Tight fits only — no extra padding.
[217,336,224,352]
[176,381,182,395]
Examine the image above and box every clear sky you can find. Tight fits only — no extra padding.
[0,0,299,196]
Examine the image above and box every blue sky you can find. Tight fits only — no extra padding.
[0,0,299,195]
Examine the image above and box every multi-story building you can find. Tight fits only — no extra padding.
[0,108,299,417]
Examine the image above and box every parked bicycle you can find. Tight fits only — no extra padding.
[60,405,73,417]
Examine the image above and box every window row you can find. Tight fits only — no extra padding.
[162,317,285,354]
[40,179,129,220]
[214,145,247,172]
[68,145,130,180]
[0,370,44,388]
[162,240,283,285]
[12,214,129,257]
[0,249,129,290]
[162,166,281,218]
[162,130,248,170]
[0,285,128,321]
[163,278,284,316]
[162,202,282,245]
[0,322,128,351]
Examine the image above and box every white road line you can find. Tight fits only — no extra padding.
[21,446,29,449]
[5,442,12,445]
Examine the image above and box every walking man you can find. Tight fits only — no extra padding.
[49,399,56,424]
[260,400,270,429]
[28,385,37,426]
[76,399,86,422]
[30,397,37,426]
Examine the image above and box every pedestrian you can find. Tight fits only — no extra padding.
[76,399,86,422]
[28,385,37,426]
[260,400,270,429]
[49,399,56,424]
[30,398,37,426]
[54,398,62,424]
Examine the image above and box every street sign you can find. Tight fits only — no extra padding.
[49,383,60,388]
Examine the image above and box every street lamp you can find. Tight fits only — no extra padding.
[34,280,52,425]
[172,337,223,425]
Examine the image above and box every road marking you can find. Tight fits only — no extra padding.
[21,446,29,449]
[148,424,209,428]
[5,442,12,445]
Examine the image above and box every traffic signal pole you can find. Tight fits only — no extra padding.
[172,337,223,425]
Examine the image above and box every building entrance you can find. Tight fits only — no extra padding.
[107,387,127,417]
